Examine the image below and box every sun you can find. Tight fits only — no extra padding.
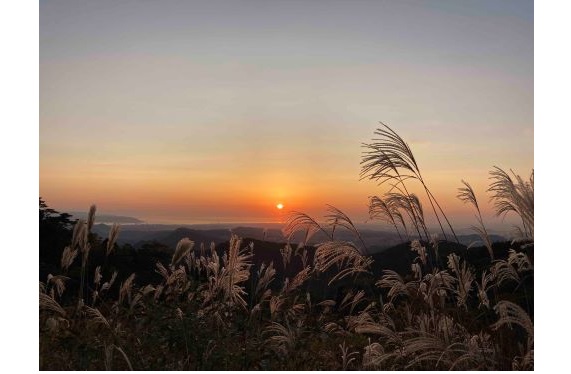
[276,203,284,210]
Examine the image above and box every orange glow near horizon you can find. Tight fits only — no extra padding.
[40,1,533,231]
[40,163,517,228]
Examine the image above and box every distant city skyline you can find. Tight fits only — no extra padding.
[40,0,533,232]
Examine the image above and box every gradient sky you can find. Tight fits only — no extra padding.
[40,0,533,230]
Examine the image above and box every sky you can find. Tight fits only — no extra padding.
[40,0,533,230]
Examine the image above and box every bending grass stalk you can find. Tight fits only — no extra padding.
[361,123,458,244]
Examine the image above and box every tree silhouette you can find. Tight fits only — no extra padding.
[39,198,75,277]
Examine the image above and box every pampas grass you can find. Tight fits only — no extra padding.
[60,245,78,271]
[83,305,111,330]
[263,320,302,356]
[118,273,136,306]
[376,270,418,302]
[488,167,534,239]
[283,211,331,245]
[39,292,67,317]
[362,341,384,369]
[171,238,194,267]
[446,253,474,309]
[100,271,118,293]
[87,204,96,232]
[385,191,428,240]
[339,289,367,315]
[368,195,408,240]
[360,123,459,243]
[492,300,533,339]
[46,274,69,299]
[325,205,368,254]
[40,125,533,370]
[280,243,293,269]
[284,266,312,294]
[106,223,120,257]
[313,241,373,285]
[457,180,494,260]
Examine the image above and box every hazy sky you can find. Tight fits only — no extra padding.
[40,0,533,230]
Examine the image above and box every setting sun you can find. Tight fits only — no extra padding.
[37,1,535,370]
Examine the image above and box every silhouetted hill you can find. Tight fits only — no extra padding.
[71,212,144,224]
[88,223,518,290]
[92,224,407,250]
[455,233,507,247]
[156,227,231,247]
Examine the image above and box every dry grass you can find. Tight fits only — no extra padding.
[40,125,533,370]
[368,195,408,240]
[313,241,373,285]
[360,123,459,242]
[457,180,494,260]
[446,253,474,309]
[283,211,331,245]
[60,245,78,271]
[263,320,303,356]
[325,204,368,254]
[171,238,194,266]
[488,167,534,239]
[106,223,121,257]
[39,292,67,317]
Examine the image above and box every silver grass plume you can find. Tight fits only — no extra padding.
[269,295,285,319]
[419,269,455,309]
[83,305,111,330]
[47,274,70,299]
[488,167,534,239]
[411,240,427,266]
[39,293,66,317]
[360,123,459,242]
[253,261,276,305]
[447,253,474,309]
[368,195,407,241]
[314,241,372,285]
[71,219,86,250]
[280,243,293,268]
[171,238,194,267]
[119,273,136,305]
[376,270,418,302]
[87,204,97,232]
[283,211,331,245]
[101,271,118,292]
[507,249,533,272]
[325,204,368,254]
[339,289,366,315]
[492,300,533,348]
[60,245,78,271]
[94,266,102,286]
[385,191,428,240]
[284,266,312,293]
[263,320,302,356]
[490,258,520,286]
[476,270,492,309]
[457,180,494,260]
[363,341,384,369]
[106,223,120,257]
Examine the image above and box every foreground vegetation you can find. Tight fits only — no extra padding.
[39,125,533,370]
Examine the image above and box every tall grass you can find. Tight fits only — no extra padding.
[40,124,533,370]
[457,180,494,260]
[488,167,534,239]
[360,123,459,243]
